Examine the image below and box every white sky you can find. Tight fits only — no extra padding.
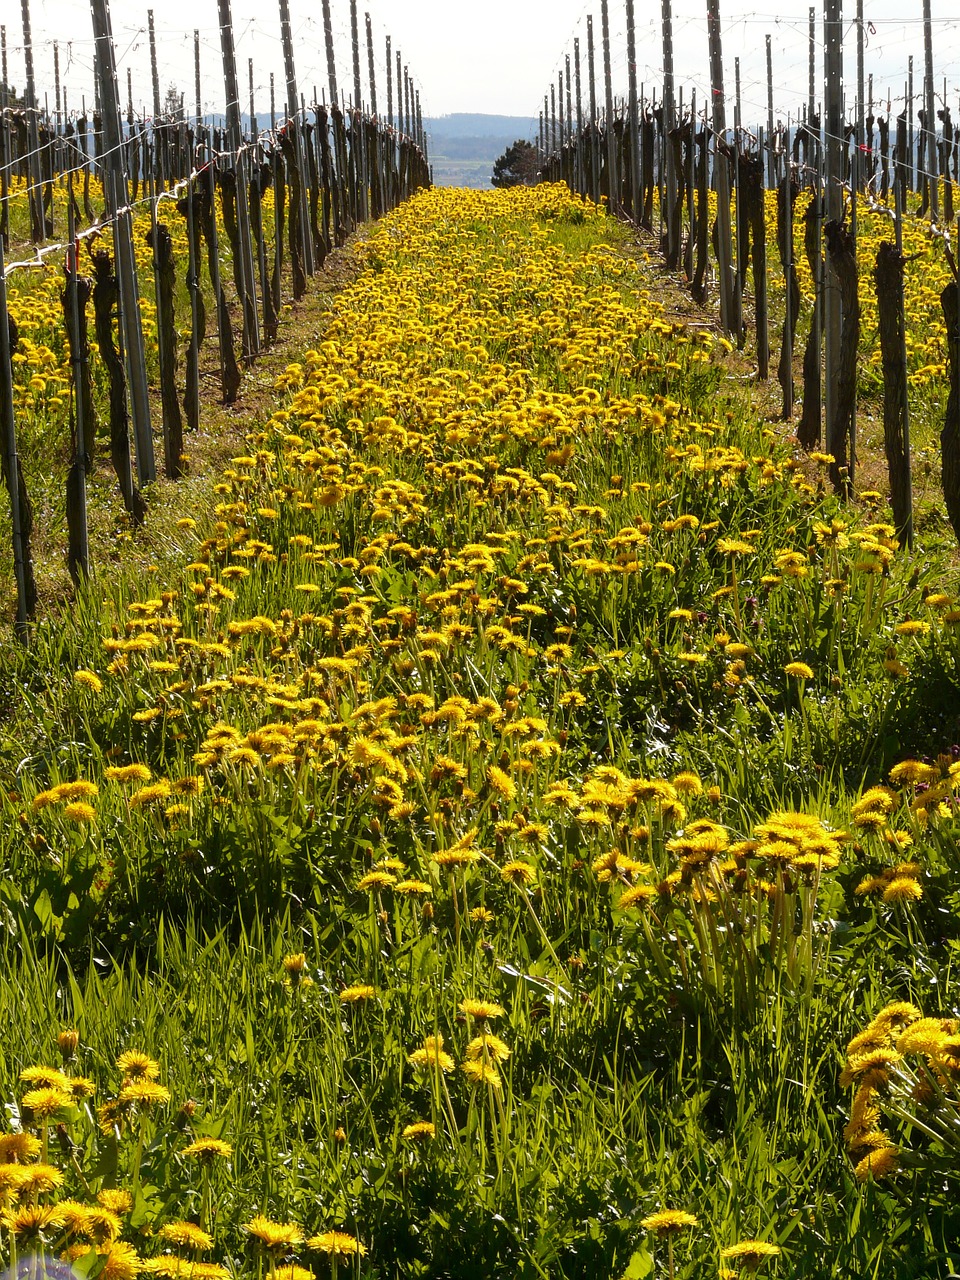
[7,1,960,126]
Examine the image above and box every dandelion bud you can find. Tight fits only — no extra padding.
[421,902,434,922]
[57,1030,80,1060]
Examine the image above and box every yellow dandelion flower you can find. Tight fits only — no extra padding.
[339,986,376,1003]
[117,1050,161,1080]
[244,1216,305,1252]
[180,1139,233,1163]
[459,999,505,1020]
[306,1232,366,1260]
[407,1035,455,1073]
[401,1121,436,1141]
[640,1210,699,1235]
[160,1222,214,1252]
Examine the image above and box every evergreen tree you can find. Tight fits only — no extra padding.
[491,139,539,188]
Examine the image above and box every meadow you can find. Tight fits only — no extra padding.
[1,182,959,1278]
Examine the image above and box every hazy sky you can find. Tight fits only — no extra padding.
[8,0,960,125]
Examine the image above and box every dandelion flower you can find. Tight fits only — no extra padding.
[117,1050,161,1080]
[244,1215,305,1252]
[0,1132,42,1163]
[160,1222,214,1252]
[181,1139,233,1163]
[501,860,536,886]
[119,1080,171,1108]
[784,661,814,680]
[306,1232,366,1260]
[401,1122,436,1141]
[640,1209,699,1235]
[459,999,505,1020]
[720,1240,781,1268]
[339,986,376,1003]
[408,1035,455,1073]
[21,1086,71,1119]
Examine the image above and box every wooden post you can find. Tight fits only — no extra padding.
[600,0,617,214]
[922,0,938,220]
[706,0,736,335]
[366,15,378,119]
[278,0,315,274]
[625,0,640,223]
[386,35,393,130]
[64,190,95,477]
[574,38,584,195]
[662,0,677,253]
[823,0,844,474]
[587,16,599,204]
[766,35,775,189]
[322,0,339,115]
[218,0,260,357]
[907,56,914,192]
[807,6,816,176]
[20,0,46,241]
[91,0,155,484]
[875,239,912,546]
[349,0,367,222]
[551,83,557,155]
[194,30,202,124]
[0,239,36,634]
[0,26,9,246]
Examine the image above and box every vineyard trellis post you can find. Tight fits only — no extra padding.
[218,0,261,360]
[278,0,315,276]
[0,241,34,636]
[600,0,617,215]
[625,0,641,225]
[587,16,599,206]
[706,0,736,336]
[574,39,584,197]
[91,0,156,485]
[20,0,46,242]
[773,33,778,186]
[922,0,938,220]
[662,0,678,261]
[823,0,845,482]
[0,26,9,246]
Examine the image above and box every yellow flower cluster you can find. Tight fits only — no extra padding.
[842,1000,960,1183]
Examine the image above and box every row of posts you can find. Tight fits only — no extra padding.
[536,0,960,556]
[0,0,430,635]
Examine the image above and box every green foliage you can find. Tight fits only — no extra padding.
[0,185,959,1278]
[491,139,539,188]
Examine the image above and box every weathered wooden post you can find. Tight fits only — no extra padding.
[706,0,736,335]
[587,16,599,205]
[823,0,845,478]
[600,0,617,214]
[90,0,155,484]
[0,239,38,633]
[20,0,47,241]
[218,0,260,359]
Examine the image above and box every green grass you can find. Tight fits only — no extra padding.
[0,183,959,1279]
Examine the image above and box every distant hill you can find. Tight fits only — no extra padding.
[423,114,539,189]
